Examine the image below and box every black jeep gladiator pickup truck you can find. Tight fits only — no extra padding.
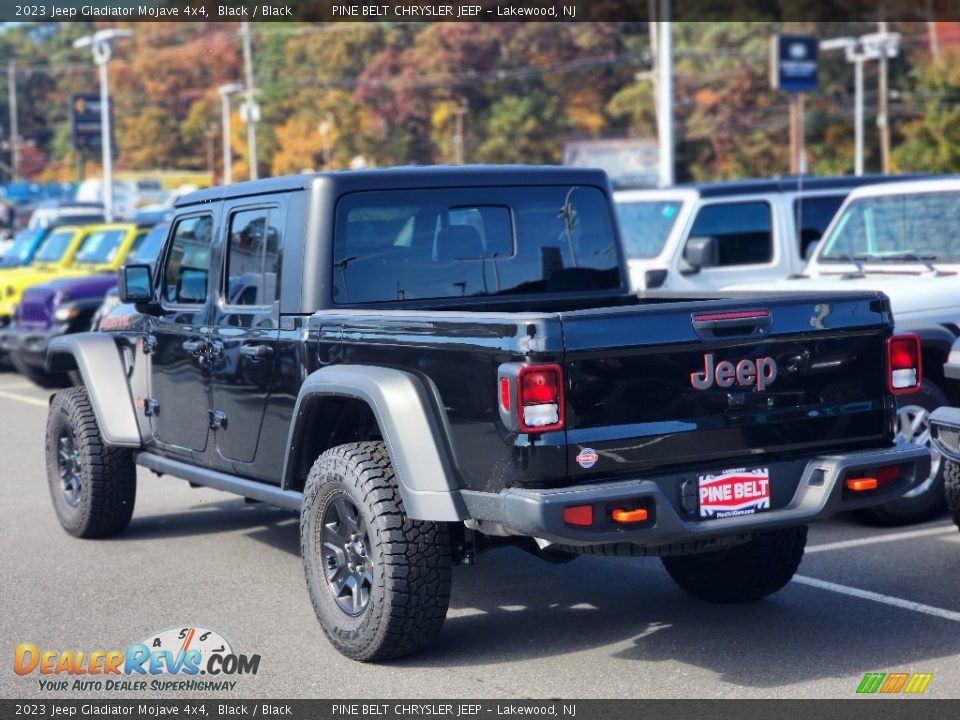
[43,166,929,661]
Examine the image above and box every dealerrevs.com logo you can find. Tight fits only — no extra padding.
[14,626,260,692]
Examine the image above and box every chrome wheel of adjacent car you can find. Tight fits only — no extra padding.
[897,403,941,499]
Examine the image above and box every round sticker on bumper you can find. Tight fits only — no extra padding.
[577,448,599,469]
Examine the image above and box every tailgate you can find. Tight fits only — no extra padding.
[561,294,892,482]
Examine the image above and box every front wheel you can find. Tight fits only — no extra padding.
[45,387,137,537]
[300,441,452,661]
[661,526,807,603]
[858,380,948,526]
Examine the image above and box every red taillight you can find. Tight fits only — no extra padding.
[499,377,511,412]
[887,334,921,395]
[517,364,565,433]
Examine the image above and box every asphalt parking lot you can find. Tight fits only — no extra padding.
[2,372,959,700]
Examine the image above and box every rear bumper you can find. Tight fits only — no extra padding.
[461,444,931,547]
[0,325,58,369]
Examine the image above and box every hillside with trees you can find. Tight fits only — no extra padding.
[0,21,955,183]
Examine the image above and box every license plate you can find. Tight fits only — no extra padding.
[698,467,771,519]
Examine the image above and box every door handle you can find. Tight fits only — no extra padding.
[239,344,273,359]
[181,339,208,354]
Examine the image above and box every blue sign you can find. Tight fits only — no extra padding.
[70,94,113,151]
[771,35,819,92]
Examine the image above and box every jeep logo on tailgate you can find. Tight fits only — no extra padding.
[690,353,778,392]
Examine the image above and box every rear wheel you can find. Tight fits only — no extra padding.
[300,441,452,661]
[858,380,947,526]
[45,387,136,538]
[661,526,807,603]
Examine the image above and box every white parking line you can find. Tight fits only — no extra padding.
[794,575,960,623]
[0,382,34,391]
[805,525,957,553]
[0,388,48,408]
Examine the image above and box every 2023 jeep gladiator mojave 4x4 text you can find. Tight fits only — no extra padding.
[43,167,930,661]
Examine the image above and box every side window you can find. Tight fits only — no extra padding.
[688,201,773,266]
[162,214,213,304]
[225,207,283,307]
[794,195,844,259]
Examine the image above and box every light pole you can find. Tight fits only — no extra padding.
[821,32,900,177]
[74,29,131,222]
[217,83,243,185]
[240,21,259,180]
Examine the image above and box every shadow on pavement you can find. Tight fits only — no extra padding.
[115,500,960,688]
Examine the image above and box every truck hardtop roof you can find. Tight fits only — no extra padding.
[840,175,960,200]
[615,173,934,198]
[176,165,613,208]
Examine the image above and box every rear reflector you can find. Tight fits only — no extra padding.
[611,508,648,523]
[845,477,878,492]
[563,505,593,527]
[499,377,511,412]
[887,334,922,395]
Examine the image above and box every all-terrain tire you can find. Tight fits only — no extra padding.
[300,441,452,662]
[945,459,960,531]
[45,387,137,538]
[661,526,807,603]
[858,379,948,526]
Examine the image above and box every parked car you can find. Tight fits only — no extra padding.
[0,208,104,270]
[614,174,930,293]
[43,167,928,661]
[2,222,164,387]
[724,177,960,525]
[0,224,142,333]
[928,408,960,531]
[26,200,104,231]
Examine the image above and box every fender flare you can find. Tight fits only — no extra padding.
[46,333,142,447]
[283,365,467,521]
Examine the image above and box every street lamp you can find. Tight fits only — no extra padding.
[217,83,243,185]
[74,29,132,222]
[821,32,900,176]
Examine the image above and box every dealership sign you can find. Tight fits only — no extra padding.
[770,35,819,92]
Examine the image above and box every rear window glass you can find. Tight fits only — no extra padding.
[333,186,620,303]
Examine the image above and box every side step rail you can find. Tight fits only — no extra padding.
[136,453,303,511]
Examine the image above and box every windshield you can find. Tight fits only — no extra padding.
[1,229,44,265]
[818,190,960,262]
[614,199,682,259]
[33,229,77,263]
[73,229,127,265]
[127,223,168,264]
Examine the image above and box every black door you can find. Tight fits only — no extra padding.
[149,212,217,453]
[208,203,284,471]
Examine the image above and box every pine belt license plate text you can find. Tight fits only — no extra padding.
[698,467,771,519]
